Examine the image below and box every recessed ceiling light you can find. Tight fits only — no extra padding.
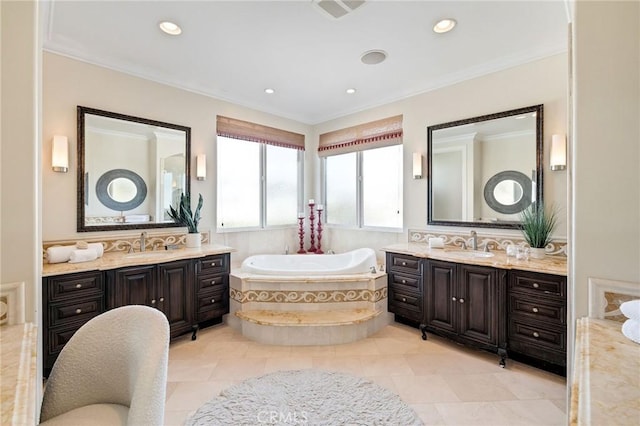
[159,21,182,35]
[264,88,275,94]
[346,88,356,94]
[361,50,387,65]
[433,18,456,34]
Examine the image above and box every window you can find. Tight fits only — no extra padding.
[216,116,304,230]
[320,116,403,229]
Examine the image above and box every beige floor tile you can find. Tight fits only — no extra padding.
[163,410,191,426]
[209,357,267,381]
[409,403,446,425]
[493,399,567,425]
[167,359,218,382]
[391,375,461,404]
[312,355,364,376]
[244,342,293,358]
[551,397,568,413]
[263,356,313,373]
[359,354,414,376]
[333,339,381,356]
[493,368,566,400]
[164,381,233,411]
[291,344,337,357]
[443,373,519,402]
[373,337,425,355]
[435,401,510,425]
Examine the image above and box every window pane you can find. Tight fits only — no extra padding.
[363,145,403,228]
[217,137,260,228]
[266,145,298,226]
[326,153,357,226]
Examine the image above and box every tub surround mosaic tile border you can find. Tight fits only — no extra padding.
[408,229,568,256]
[230,288,387,304]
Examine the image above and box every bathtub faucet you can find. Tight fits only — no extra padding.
[370,266,377,273]
[284,244,289,255]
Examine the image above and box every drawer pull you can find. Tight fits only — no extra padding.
[151,299,156,305]
[401,297,406,302]
[211,262,218,267]
[401,279,406,284]
[211,298,216,303]
[75,308,82,314]
[459,298,465,304]
[75,284,82,289]
[401,261,407,266]
[533,332,540,338]
[532,307,539,313]
[532,283,539,288]
[159,297,164,302]
[452,297,457,301]
[211,279,217,284]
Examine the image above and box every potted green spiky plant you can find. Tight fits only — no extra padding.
[168,193,203,248]
[519,202,558,259]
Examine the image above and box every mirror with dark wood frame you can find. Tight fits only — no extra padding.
[427,104,543,229]
[77,106,191,232]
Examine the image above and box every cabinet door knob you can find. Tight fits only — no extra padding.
[533,332,540,338]
[159,297,164,302]
[151,299,156,305]
[75,308,82,314]
[211,298,216,303]
[75,284,82,289]
[401,279,406,284]
[533,283,539,288]
[452,297,457,301]
[401,261,407,266]
[211,279,217,284]
[459,298,465,304]
[401,297,406,302]
[532,307,539,313]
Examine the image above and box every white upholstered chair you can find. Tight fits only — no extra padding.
[39,305,170,426]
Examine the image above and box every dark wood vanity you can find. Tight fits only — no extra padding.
[42,252,230,375]
[386,249,567,375]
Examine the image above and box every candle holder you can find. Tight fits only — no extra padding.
[316,206,324,254]
[307,202,317,253]
[297,215,306,254]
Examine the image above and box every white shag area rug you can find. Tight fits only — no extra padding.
[186,369,423,426]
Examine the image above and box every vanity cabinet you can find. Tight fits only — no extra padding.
[507,269,567,374]
[42,270,106,374]
[421,259,507,364]
[386,252,424,323]
[42,252,231,376]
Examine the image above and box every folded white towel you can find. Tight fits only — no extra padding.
[69,249,98,263]
[620,299,640,321]
[621,319,640,344]
[46,242,104,263]
[125,214,150,223]
[429,237,445,249]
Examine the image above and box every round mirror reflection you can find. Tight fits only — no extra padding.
[96,169,147,211]
[483,170,532,215]
[493,179,524,206]
[107,177,137,203]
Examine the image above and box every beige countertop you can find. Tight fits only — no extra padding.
[382,242,567,276]
[42,243,234,277]
[570,317,640,425]
[0,323,38,425]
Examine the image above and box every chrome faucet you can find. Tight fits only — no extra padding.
[470,230,478,251]
[140,232,147,252]
[284,244,289,255]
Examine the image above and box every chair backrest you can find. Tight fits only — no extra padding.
[40,305,170,425]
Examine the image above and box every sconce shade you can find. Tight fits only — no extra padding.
[550,134,566,171]
[413,153,423,179]
[52,135,69,173]
[196,154,206,180]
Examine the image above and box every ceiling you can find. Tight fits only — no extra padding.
[43,1,569,125]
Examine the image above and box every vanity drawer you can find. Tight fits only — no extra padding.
[388,271,422,292]
[388,289,422,321]
[196,273,228,292]
[196,288,228,321]
[509,270,566,299]
[509,294,566,325]
[387,253,421,274]
[48,297,105,328]
[46,271,104,302]
[508,317,566,353]
[46,326,78,358]
[196,254,229,275]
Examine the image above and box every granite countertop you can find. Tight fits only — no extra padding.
[570,317,640,425]
[0,323,38,425]
[42,243,235,277]
[382,242,567,276]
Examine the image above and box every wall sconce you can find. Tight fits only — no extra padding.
[51,135,69,173]
[550,134,567,171]
[413,153,423,179]
[196,154,206,181]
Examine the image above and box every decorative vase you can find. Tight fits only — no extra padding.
[185,232,201,248]
[529,247,546,259]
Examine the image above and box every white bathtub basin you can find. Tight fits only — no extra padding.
[446,250,495,259]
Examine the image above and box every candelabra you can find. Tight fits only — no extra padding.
[307,201,317,252]
[297,214,306,254]
[316,205,324,254]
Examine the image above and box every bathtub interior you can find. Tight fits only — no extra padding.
[240,248,378,275]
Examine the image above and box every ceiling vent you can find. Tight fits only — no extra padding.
[313,0,365,19]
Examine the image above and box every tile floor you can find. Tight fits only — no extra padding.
[164,322,567,425]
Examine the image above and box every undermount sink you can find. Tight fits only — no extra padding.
[124,251,172,259]
[446,250,495,259]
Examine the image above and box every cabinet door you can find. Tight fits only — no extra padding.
[158,260,193,337]
[457,264,498,346]
[424,260,457,335]
[110,265,157,308]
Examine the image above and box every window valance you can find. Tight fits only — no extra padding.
[216,116,305,150]
[318,115,403,157]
